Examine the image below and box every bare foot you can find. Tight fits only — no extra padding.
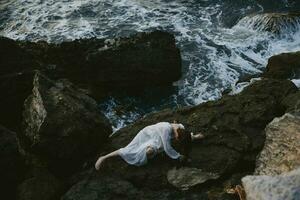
[95,156,105,170]
[191,132,205,140]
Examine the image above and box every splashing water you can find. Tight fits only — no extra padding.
[1,0,300,131]
[235,12,300,34]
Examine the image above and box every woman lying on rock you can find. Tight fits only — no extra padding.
[95,121,204,170]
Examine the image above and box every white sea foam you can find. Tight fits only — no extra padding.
[235,13,300,35]
[291,79,300,88]
[1,0,300,130]
[99,97,142,132]
[230,78,262,95]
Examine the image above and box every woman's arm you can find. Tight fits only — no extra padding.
[173,125,180,140]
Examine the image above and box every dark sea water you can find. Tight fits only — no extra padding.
[1,0,300,131]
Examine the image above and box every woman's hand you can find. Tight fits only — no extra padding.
[179,155,187,163]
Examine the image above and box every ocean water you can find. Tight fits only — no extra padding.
[1,0,300,131]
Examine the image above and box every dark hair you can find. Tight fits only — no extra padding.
[173,129,192,157]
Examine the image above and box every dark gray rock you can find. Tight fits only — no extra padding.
[19,71,112,176]
[262,51,300,79]
[1,31,181,96]
[0,37,38,75]
[167,167,220,190]
[62,173,141,200]
[236,50,300,88]
[0,125,25,200]
[84,31,182,93]
[17,168,62,200]
[0,37,38,131]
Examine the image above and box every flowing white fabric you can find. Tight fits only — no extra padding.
[118,122,183,166]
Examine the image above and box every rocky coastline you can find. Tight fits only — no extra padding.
[0,30,181,131]
[1,23,300,200]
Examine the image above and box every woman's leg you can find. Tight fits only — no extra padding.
[95,149,120,170]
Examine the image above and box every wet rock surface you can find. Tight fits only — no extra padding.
[20,71,112,176]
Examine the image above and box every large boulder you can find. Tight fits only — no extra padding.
[19,71,112,176]
[0,125,25,200]
[242,111,300,200]
[17,168,62,200]
[62,78,298,199]
[242,168,300,200]
[255,112,300,176]
[262,51,300,79]
[2,31,181,94]
[235,12,300,34]
[0,37,55,131]
[235,50,300,89]
[83,31,182,93]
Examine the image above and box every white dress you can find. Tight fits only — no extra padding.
[118,122,184,166]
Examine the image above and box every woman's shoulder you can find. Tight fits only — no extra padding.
[155,122,185,130]
[154,122,172,127]
[170,123,185,130]
[152,121,168,125]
